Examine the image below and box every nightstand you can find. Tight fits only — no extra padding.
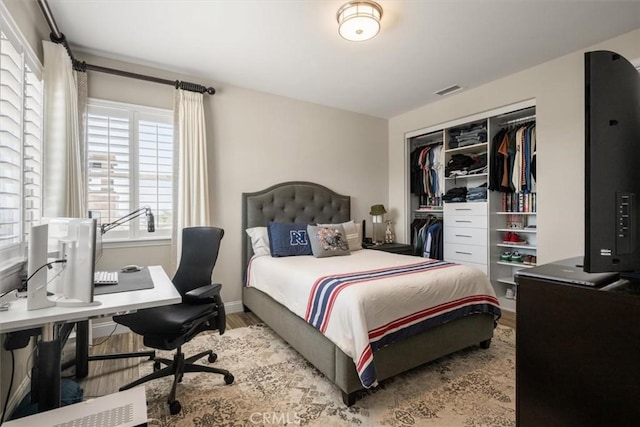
[366,243,415,255]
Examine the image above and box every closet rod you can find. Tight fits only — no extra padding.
[499,114,536,126]
[36,0,216,95]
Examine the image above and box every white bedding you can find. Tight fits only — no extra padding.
[246,249,500,388]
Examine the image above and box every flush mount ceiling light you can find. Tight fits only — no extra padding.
[336,1,383,42]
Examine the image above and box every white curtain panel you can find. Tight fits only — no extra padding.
[42,41,86,218]
[171,89,211,268]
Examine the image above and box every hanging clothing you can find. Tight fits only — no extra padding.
[489,121,536,194]
[410,143,443,199]
[410,215,441,258]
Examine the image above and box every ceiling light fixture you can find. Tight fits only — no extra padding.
[336,1,383,42]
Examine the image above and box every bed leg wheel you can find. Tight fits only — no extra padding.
[342,391,356,406]
[480,339,492,349]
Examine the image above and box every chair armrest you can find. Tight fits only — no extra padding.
[185,283,222,300]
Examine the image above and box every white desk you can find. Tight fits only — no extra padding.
[0,266,181,333]
[0,266,180,413]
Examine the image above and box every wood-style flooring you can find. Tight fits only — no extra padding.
[72,310,513,398]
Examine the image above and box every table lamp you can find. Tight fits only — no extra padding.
[369,204,387,244]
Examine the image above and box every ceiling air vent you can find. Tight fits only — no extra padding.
[434,84,463,96]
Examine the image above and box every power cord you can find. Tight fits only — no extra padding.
[24,259,67,286]
[89,323,118,347]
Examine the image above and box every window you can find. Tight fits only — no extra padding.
[0,6,43,268]
[87,100,173,241]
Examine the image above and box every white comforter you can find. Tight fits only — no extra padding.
[246,249,500,388]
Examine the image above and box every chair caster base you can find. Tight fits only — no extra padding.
[224,374,234,384]
[169,400,181,415]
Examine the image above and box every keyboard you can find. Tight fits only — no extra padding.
[94,271,118,286]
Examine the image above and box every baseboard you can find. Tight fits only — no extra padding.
[225,300,244,314]
[91,300,244,337]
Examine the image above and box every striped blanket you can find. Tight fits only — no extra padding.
[246,250,500,388]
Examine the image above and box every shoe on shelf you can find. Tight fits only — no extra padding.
[523,255,532,265]
[500,251,512,262]
[504,232,527,245]
[511,233,527,244]
[530,255,537,265]
[510,251,523,263]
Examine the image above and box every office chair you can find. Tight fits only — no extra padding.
[114,227,234,415]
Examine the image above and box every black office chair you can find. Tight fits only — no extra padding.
[114,226,234,415]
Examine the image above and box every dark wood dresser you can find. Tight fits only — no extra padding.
[516,273,640,426]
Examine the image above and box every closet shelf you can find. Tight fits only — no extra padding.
[444,142,488,155]
[496,211,536,215]
[497,243,537,250]
[445,173,488,180]
[496,228,536,233]
[496,261,536,268]
[497,277,517,286]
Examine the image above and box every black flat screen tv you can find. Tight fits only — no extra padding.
[584,50,640,273]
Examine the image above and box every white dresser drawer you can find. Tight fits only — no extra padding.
[444,242,488,265]
[444,202,487,216]
[444,215,487,229]
[444,226,487,246]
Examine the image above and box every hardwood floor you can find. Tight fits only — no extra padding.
[69,312,261,398]
[498,309,516,329]
[71,310,512,398]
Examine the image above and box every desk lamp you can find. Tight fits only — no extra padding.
[100,207,155,235]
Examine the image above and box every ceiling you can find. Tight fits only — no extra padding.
[48,0,640,119]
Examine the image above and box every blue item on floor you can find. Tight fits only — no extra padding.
[9,379,83,420]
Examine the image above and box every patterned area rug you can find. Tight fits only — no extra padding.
[145,324,515,426]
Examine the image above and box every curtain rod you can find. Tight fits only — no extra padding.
[36,0,215,95]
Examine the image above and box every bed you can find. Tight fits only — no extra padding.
[242,181,500,406]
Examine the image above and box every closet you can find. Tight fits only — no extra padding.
[405,100,537,313]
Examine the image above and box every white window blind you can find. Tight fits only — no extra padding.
[87,100,173,240]
[0,12,43,267]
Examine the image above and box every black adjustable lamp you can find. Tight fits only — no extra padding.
[100,206,155,235]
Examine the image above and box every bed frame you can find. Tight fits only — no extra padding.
[242,181,495,406]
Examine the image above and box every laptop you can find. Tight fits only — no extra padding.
[516,256,619,288]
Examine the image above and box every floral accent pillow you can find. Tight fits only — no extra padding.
[307,224,351,258]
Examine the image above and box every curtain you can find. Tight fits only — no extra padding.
[42,41,87,218]
[171,89,211,269]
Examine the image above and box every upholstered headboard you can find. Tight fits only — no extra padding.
[241,181,351,272]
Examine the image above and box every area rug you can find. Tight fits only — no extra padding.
[144,324,515,426]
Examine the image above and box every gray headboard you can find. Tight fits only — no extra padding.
[242,181,351,272]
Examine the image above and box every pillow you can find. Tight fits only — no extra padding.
[307,224,351,258]
[245,227,270,257]
[318,220,362,251]
[267,222,313,257]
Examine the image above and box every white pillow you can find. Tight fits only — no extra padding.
[318,220,362,251]
[246,226,270,257]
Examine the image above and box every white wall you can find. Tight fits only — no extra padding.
[78,53,389,306]
[389,28,640,265]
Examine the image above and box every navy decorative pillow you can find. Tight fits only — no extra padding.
[308,225,351,258]
[267,222,312,257]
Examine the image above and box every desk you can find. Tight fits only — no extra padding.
[0,266,181,412]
